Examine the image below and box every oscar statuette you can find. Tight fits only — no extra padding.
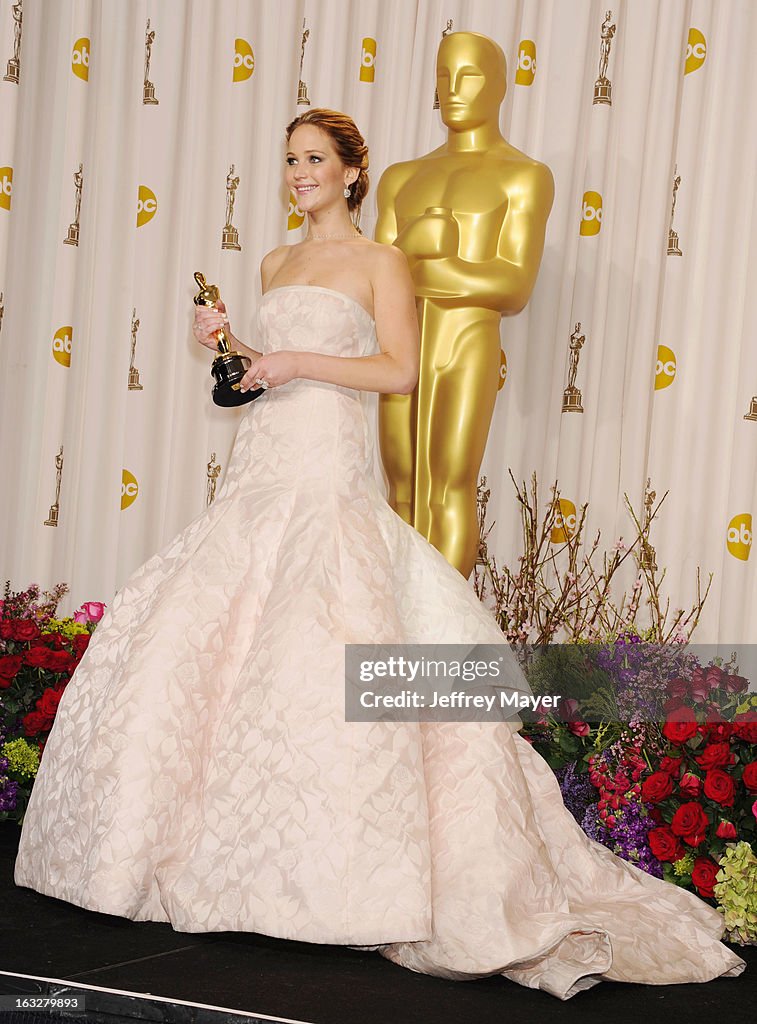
[193,271,264,407]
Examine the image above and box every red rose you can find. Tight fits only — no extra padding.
[36,687,63,717]
[716,820,737,839]
[641,771,674,804]
[695,742,734,770]
[703,768,735,808]
[0,653,24,685]
[742,762,757,794]
[667,677,690,699]
[22,710,53,736]
[0,620,13,639]
[23,646,53,669]
[72,633,90,658]
[9,618,41,641]
[568,720,590,737]
[659,755,684,778]
[648,826,685,862]
[733,714,757,744]
[679,772,702,798]
[662,708,698,744]
[701,720,733,743]
[691,856,720,899]
[671,802,710,846]
[723,674,749,694]
[648,806,664,824]
[46,649,74,672]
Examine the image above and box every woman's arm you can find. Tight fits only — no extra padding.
[243,245,420,396]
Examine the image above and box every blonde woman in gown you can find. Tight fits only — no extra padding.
[14,111,746,1000]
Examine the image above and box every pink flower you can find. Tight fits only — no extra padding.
[753,799,757,823]
[73,601,106,624]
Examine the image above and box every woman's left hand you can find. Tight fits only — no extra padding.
[240,351,300,393]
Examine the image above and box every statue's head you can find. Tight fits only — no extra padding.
[436,32,506,129]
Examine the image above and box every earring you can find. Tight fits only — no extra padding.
[343,186,351,197]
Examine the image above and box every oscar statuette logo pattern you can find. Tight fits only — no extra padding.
[562,323,585,413]
[207,453,222,506]
[297,18,310,105]
[593,11,615,105]
[128,309,143,391]
[43,446,64,527]
[63,164,83,246]
[222,165,242,250]
[143,18,158,104]
[3,0,22,84]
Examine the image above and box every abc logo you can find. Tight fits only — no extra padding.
[233,38,255,82]
[287,188,305,231]
[685,28,706,75]
[655,344,676,390]
[121,469,139,510]
[137,185,158,227]
[515,40,536,86]
[498,348,507,391]
[360,38,377,82]
[0,166,11,212]
[726,513,752,560]
[72,37,90,81]
[580,191,603,236]
[551,498,577,542]
[53,326,73,368]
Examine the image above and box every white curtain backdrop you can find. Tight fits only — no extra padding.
[0,0,755,643]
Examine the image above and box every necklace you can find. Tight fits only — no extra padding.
[305,231,360,240]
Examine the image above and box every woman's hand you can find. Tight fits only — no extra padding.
[240,351,300,392]
[193,299,235,352]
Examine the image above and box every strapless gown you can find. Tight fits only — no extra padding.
[14,285,746,999]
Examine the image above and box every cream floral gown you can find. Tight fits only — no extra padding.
[15,285,746,999]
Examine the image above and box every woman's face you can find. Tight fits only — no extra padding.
[285,124,354,213]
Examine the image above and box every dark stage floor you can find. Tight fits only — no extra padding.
[1,824,754,1024]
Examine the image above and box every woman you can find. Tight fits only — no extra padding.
[15,109,746,1000]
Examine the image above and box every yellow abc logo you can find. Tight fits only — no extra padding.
[72,37,90,81]
[360,38,377,82]
[551,498,577,542]
[233,38,255,82]
[685,28,706,75]
[515,40,536,85]
[0,166,11,211]
[121,469,139,509]
[655,344,676,390]
[53,326,73,367]
[726,513,752,560]
[580,191,603,235]
[137,185,158,227]
[287,188,305,230]
[497,349,507,390]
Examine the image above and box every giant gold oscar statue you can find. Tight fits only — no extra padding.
[375,31,554,579]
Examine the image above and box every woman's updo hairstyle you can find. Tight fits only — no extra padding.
[285,108,369,234]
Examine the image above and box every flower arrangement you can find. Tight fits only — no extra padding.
[0,580,105,822]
